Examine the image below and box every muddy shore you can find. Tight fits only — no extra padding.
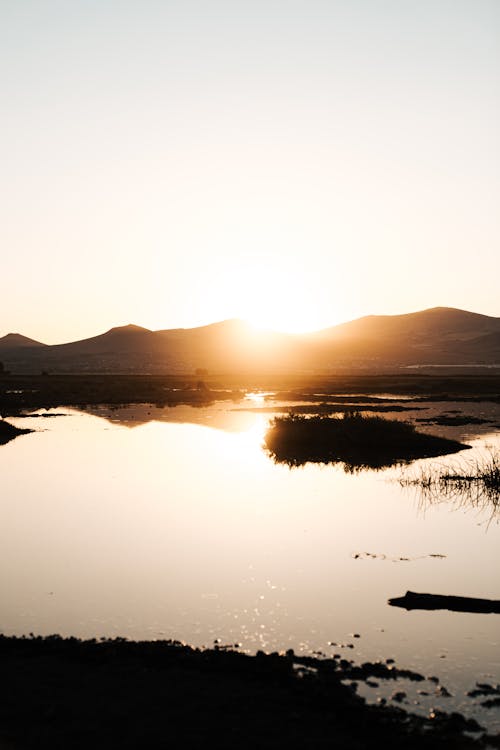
[0,372,499,418]
[0,636,495,749]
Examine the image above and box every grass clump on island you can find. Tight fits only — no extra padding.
[264,412,469,470]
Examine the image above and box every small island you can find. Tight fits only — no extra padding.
[264,412,470,470]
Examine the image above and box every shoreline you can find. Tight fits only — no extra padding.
[1,372,499,419]
[0,635,493,749]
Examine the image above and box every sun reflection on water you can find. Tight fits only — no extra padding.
[244,392,274,404]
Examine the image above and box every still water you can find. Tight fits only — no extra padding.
[1,402,499,729]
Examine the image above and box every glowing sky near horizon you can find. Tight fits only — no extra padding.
[1,0,499,343]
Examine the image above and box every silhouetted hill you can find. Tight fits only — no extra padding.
[312,307,500,367]
[0,333,47,350]
[1,307,499,373]
[319,307,498,340]
[458,330,500,359]
[49,324,156,355]
[155,320,300,372]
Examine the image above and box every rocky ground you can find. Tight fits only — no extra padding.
[0,636,497,749]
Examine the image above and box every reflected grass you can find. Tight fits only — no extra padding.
[264,412,469,471]
[400,452,500,522]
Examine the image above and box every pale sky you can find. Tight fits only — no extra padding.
[1,0,499,343]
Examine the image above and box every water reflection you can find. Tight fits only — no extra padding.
[400,442,500,527]
[83,403,262,433]
[1,406,499,730]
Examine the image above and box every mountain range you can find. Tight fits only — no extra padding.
[1,307,499,374]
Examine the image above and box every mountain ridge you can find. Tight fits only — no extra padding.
[3,307,499,348]
[0,333,47,349]
[1,307,499,373]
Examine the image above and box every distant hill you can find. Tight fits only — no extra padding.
[49,324,156,355]
[0,333,47,350]
[311,307,500,366]
[319,307,499,342]
[1,307,499,374]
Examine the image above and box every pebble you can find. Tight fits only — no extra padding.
[391,691,407,703]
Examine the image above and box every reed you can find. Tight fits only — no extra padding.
[399,451,500,521]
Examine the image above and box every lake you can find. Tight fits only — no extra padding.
[1,398,499,731]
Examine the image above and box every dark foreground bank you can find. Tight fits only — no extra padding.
[0,636,496,749]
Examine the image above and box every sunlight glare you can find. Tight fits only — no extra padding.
[230,259,342,334]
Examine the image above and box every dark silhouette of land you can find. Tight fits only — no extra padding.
[0,418,33,445]
[1,371,499,419]
[1,307,500,373]
[0,332,46,350]
[0,635,488,749]
[264,413,469,469]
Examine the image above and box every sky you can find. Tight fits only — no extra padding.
[1,0,499,344]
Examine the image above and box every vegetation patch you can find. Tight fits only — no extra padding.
[264,412,469,470]
[400,452,500,514]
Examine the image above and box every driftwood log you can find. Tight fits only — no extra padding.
[388,590,500,614]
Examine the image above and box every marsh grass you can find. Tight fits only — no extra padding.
[399,451,500,522]
[264,412,468,470]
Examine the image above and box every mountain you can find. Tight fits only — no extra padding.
[318,307,499,342]
[1,307,499,374]
[0,333,47,350]
[49,324,156,355]
[311,307,500,366]
[26,319,300,373]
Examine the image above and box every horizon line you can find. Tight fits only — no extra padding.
[1,305,499,348]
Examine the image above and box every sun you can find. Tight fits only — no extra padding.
[218,249,349,334]
[156,251,346,335]
[235,271,339,334]
[243,309,327,335]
